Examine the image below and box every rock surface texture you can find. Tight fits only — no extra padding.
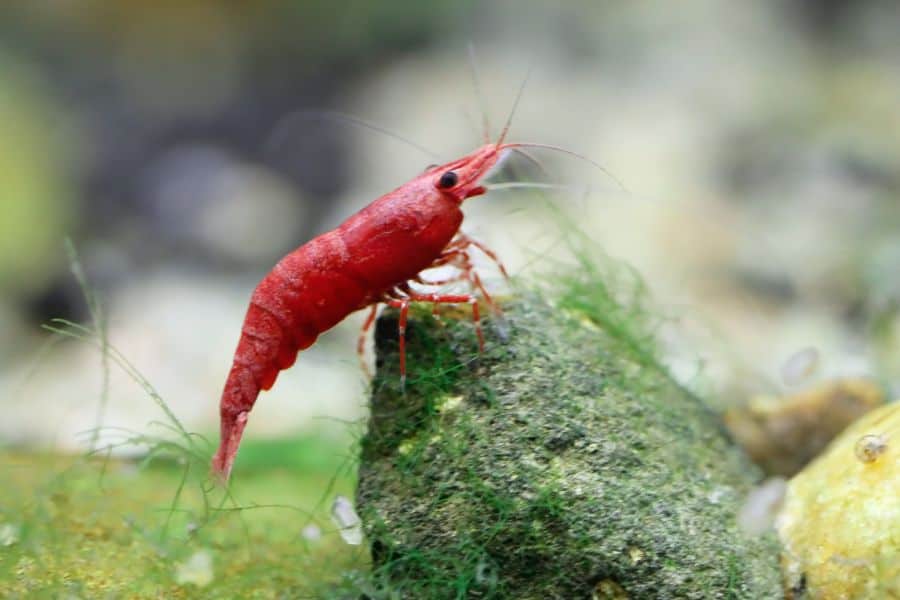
[356,293,782,599]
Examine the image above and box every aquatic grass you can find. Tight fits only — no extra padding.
[63,238,110,453]
[0,242,368,598]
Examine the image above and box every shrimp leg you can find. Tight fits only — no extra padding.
[357,305,378,378]
[447,232,510,280]
[427,247,500,314]
[388,291,483,391]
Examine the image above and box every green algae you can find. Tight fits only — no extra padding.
[356,283,782,598]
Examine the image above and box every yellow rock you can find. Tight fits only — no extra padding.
[777,402,900,598]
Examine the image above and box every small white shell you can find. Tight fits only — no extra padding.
[854,434,888,464]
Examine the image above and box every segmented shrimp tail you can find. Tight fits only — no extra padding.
[210,303,288,482]
[211,358,262,482]
[211,405,249,483]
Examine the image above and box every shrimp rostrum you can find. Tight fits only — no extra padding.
[211,127,552,481]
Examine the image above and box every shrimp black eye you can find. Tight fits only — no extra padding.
[437,171,458,189]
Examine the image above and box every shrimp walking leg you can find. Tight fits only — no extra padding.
[432,247,500,314]
[387,292,483,391]
[447,232,510,280]
[357,305,378,377]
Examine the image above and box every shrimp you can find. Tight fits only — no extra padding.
[208,63,608,481]
[210,124,551,481]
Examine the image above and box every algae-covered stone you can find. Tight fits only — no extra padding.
[356,292,781,599]
[777,402,900,599]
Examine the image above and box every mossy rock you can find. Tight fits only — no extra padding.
[356,292,782,599]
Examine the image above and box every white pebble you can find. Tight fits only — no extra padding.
[301,524,322,541]
[331,495,363,545]
[0,523,19,547]
[174,549,214,587]
[780,347,820,387]
[738,477,787,536]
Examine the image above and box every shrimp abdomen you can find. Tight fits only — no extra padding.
[212,233,369,480]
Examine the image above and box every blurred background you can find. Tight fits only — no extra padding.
[3,0,900,451]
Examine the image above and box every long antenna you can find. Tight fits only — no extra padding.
[496,61,534,147]
[467,43,492,144]
[268,109,442,161]
[508,142,627,192]
[510,147,549,177]
[488,182,584,193]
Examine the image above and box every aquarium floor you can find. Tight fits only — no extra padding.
[0,435,366,598]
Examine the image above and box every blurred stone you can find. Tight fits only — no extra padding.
[196,163,307,265]
[146,145,308,266]
[737,477,787,536]
[301,523,322,542]
[777,402,900,598]
[779,346,820,388]
[724,378,884,476]
[174,549,214,587]
[0,523,20,547]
